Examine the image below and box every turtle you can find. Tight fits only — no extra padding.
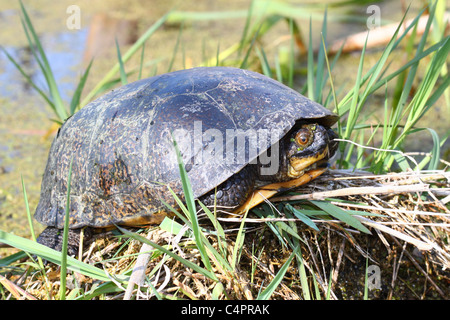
[34,66,339,256]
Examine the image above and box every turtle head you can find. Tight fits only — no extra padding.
[283,123,338,179]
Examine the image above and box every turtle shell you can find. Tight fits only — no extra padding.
[34,67,338,229]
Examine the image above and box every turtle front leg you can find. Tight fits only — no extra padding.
[37,227,91,257]
[199,165,257,210]
[233,167,327,215]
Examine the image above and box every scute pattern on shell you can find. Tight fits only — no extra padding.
[34,67,337,229]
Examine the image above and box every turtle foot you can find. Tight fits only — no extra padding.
[37,227,91,257]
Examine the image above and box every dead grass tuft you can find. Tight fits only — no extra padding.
[1,169,449,300]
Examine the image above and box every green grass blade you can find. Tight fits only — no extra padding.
[274,54,283,83]
[19,0,67,120]
[160,190,191,227]
[116,226,218,281]
[295,251,311,300]
[78,281,123,300]
[239,22,261,69]
[138,41,146,80]
[344,32,368,141]
[0,231,112,282]
[426,70,450,108]
[381,36,449,169]
[21,176,36,242]
[337,37,446,122]
[405,37,449,127]
[159,217,191,238]
[231,211,247,270]
[287,18,295,88]
[255,46,272,77]
[115,38,128,85]
[239,13,286,70]
[162,200,233,273]
[168,23,184,73]
[215,41,220,67]
[364,258,369,300]
[198,201,226,242]
[20,17,60,111]
[314,8,327,103]
[238,0,255,57]
[310,200,370,234]
[171,135,213,272]
[337,9,415,115]
[325,269,333,300]
[320,33,341,138]
[322,39,345,107]
[311,272,321,300]
[375,38,445,98]
[198,200,230,263]
[256,250,295,300]
[378,6,435,160]
[211,282,225,300]
[0,251,28,266]
[1,47,56,112]
[21,175,47,276]
[307,17,314,99]
[70,59,93,114]
[281,212,312,300]
[426,128,441,170]
[286,204,319,231]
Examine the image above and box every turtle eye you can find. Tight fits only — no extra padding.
[295,129,311,147]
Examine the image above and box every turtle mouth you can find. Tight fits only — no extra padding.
[287,145,330,178]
